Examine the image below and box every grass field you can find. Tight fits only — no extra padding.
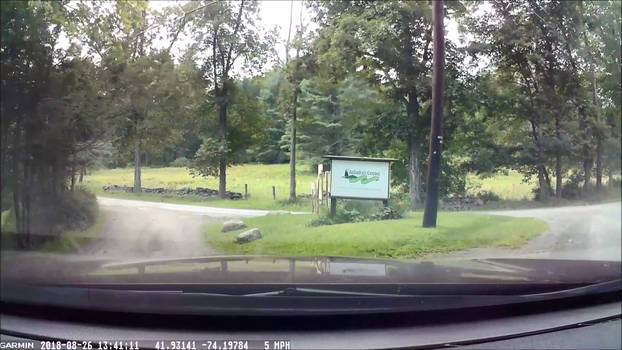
[83,165,543,210]
[203,213,548,259]
[83,164,316,210]
[467,171,536,200]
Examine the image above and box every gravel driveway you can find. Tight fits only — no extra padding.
[83,199,622,261]
[80,197,305,259]
[442,202,621,261]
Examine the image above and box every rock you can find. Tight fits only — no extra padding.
[222,219,246,232]
[236,228,261,243]
[475,198,484,206]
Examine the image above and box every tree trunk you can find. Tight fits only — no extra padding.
[555,116,562,199]
[537,166,548,201]
[288,88,298,202]
[70,164,76,191]
[583,27,603,190]
[422,0,445,228]
[218,90,228,199]
[592,67,602,191]
[595,141,602,189]
[406,89,422,208]
[555,153,562,199]
[288,1,304,203]
[133,136,141,193]
[583,158,593,192]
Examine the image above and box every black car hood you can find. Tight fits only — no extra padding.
[1,254,620,286]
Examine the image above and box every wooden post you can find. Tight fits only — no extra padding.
[320,173,324,204]
[422,0,445,228]
[330,196,337,217]
[272,186,276,200]
[311,183,316,213]
[244,184,248,199]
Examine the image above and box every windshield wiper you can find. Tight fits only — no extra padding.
[243,287,407,297]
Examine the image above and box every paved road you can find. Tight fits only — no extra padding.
[444,202,621,261]
[79,197,307,259]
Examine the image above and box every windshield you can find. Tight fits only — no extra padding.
[1,0,620,297]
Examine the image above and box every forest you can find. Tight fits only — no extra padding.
[1,0,620,236]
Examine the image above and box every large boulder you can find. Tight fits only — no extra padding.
[222,220,246,232]
[236,228,261,243]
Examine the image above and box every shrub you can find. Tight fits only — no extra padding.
[475,190,501,202]
[30,188,98,236]
[170,156,191,168]
[371,206,402,220]
[308,197,405,226]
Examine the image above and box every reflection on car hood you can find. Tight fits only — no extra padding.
[1,254,620,285]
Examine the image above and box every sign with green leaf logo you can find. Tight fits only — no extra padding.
[328,158,391,199]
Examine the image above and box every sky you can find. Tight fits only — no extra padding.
[149,0,462,64]
[149,0,317,64]
[59,1,465,71]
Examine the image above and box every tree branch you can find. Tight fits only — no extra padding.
[225,0,245,74]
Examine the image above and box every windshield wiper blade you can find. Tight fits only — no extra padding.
[243,287,408,297]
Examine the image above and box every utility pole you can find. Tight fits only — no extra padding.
[422,0,445,228]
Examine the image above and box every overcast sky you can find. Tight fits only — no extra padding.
[149,1,462,64]
[59,1,465,72]
[150,0,317,64]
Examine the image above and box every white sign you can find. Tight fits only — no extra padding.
[330,159,390,199]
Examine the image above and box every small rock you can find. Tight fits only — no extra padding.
[222,219,246,232]
[236,228,261,243]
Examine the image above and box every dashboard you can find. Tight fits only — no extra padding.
[1,301,620,349]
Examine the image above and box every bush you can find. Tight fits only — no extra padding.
[30,188,98,236]
[170,156,191,168]
[308,198,405,227]
[371,206,402,220]
[475,190,501,202]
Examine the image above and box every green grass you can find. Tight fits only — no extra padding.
[83,164,316,210]
[37,211,106,253]
[466,170,536,200]
[1,209,16,233]
[203,213,548,259]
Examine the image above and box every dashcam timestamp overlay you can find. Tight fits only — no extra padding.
[0,340,292,350]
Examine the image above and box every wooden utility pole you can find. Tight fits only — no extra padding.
[422,0,445,228]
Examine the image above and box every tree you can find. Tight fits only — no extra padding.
[0,1,105,238]
[68,1,194,193]
[422,0,445,227]
[312,1,465,207]
[286,0,306,202]
[187,0,276,198]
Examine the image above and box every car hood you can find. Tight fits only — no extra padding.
[1,254,620,286]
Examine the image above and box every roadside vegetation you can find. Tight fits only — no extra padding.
[204,213,548,259]
[86,165,620,211]
[1,188,102,251]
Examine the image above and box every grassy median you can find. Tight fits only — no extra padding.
[203,213,548,259]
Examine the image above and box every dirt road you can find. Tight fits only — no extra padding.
[444,202,621,261]
[88,198,620,261]
[81,197,305,259]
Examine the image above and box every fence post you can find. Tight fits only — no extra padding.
[320,173,324,205]
[311,183,316,213]
[330,196,337,217]
[272,186,276,200]
[244,184,248,200]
